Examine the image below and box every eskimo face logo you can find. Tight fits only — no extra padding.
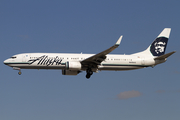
[154,41,166,54]
[150,37,168,56]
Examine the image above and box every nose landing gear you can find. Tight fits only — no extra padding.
[13,67,22,75]
[18,71,22,75]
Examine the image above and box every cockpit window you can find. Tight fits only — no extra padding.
[10,56,17,59]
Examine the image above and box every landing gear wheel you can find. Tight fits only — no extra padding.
[86,68,93,79]
[86,74,91,79]
[18,71,22,75]
[89,71,93,75]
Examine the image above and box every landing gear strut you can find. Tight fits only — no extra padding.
[13,67,22,75]
[86,68,93,79]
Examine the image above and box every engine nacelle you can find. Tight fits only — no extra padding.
[62,70,80,75]
[65,61,82,70]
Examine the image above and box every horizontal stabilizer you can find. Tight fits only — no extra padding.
[154,51,176,60]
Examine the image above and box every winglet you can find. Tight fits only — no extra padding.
[115,35,123,46]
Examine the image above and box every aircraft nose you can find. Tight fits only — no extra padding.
[4,59,9,65]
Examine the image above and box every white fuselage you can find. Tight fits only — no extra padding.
[3,28,174,78]
[4,53,161,71]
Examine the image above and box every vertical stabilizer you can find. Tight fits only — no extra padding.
[150,28,171,56]
[132,28,171,57]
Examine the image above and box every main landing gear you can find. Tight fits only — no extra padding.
[86,68,93,79]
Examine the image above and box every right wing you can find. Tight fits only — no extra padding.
[81,36,123,67]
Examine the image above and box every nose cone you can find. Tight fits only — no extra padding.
[4,59,9,65]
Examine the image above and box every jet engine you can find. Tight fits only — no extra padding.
[65,61,82,70]
[62,69,80,75]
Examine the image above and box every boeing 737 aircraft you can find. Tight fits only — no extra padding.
[4,28,175,79]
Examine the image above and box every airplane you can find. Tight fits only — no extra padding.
[4,28,175,79]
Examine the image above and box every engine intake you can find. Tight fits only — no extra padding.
[65,61,82,70]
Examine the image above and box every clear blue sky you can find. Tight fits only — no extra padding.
[1,0,180,120]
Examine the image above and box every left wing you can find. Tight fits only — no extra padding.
[81,36,123,67]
